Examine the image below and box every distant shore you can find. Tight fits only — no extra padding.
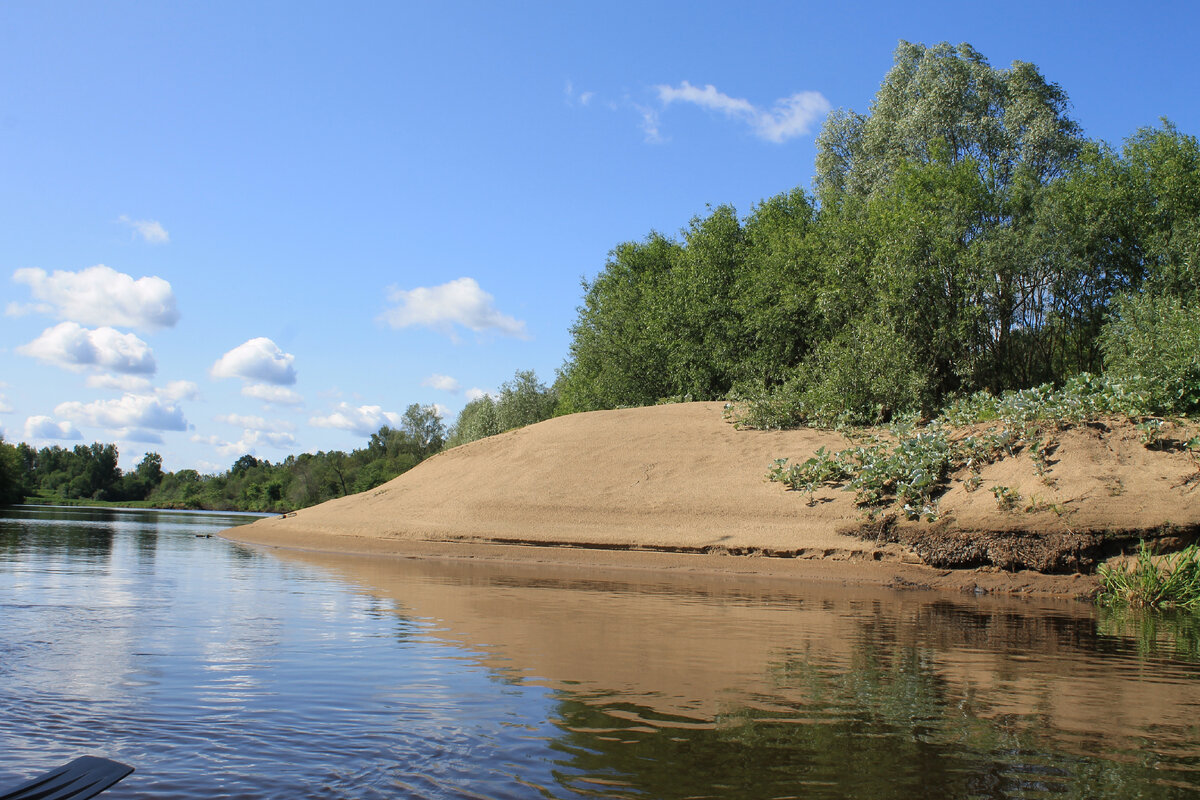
[223,402,1200,602]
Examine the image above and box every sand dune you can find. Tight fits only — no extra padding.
[226,402,1200,596]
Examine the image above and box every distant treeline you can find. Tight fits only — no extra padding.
[556,42,1200,424]
[0,372,561,511]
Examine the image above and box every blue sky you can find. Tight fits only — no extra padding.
[2,1,1197,472]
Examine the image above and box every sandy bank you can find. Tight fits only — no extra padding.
[225,402,1200,599]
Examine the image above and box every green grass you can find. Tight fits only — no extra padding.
[1097,541,1200,609]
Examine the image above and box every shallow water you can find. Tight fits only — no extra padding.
[2,506,1199,799]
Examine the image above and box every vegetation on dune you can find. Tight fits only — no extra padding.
[445,370,558,448]
[555,41,1200,428]
[761,375,1200,523]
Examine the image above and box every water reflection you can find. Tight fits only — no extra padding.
[3,506,1200,799]
[273,549,1200,799]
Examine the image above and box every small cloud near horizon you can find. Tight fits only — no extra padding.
[310,402,403,437]
[24,415,82,441]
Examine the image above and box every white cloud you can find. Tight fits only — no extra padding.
[211,338,297,385]
[432,403,451,421]
[655,81,830,143]
[86,374,153,392]
[24,415,82,440]
[380,277,529,340]
[122,429,164,444]
[86,376,197,404]
[193,428,296,457]
[160,380,200,402]
[422,373,461,392]
[118,215,170,244]
[242,383,304,406]
[215,413,295,432]
[565,80,595,107]
[310,402,403,436]
[637,104,663,143]
[55,393,188,432]
[9,265,179,330]
[464,387,492,402]
[19,322,156,375]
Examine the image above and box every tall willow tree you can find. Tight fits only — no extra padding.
[557,41,1198,421]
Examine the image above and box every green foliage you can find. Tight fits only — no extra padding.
[815,41,1083,204]
[0,436,28,506]
[1098,542,1200,609]
[767,428,1007,521]
[447,369,558,448]
[1100,292,1200,414]
[559,43,1200,426]
[13,414,445,513]
[990,485,1021,511]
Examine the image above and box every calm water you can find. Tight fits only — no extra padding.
[2,506,1200,799]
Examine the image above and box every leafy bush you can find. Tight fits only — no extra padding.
[447,369,558,447]
[766,428,1009,520]
[1100,292,1200,414]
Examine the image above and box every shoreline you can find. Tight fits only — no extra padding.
[221,525,1101,602]
[222,401,1198,604]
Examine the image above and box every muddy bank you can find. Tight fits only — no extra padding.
[225,402,1200,599]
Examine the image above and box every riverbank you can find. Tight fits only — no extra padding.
[224,402,1200,601]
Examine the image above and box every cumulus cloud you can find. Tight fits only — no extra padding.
[464,387,492,402]
[215,413,295,432]
[380,278,529,340]
[422,373,461,392]
[655,81,830,143]
[85,376,197,404]
[9,265,179,330]
[211,338,297,385]
[86,374,153,392]
[160,380,200,402]
[310,402,403,437]
[192,429,296,457]
[24,415,82,440]
[55,393,187,432]
[242,383,304,406]
[122,429,165,444]
[19,322,156,375]
[118,215,170,244]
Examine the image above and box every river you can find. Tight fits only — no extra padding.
[1,505,1199,798]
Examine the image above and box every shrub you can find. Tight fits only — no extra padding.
[1100,292,1200,414]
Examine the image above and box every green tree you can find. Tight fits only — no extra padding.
[0,436,27,506]
[557,233,683,412]
[815,40,1083,205]
[400,404,446,459]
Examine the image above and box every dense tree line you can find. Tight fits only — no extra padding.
[556,42,1200,423]
[0,404,449,512]
[1,373,565,510]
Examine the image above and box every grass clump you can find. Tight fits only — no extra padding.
[1097,541,1200,609]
